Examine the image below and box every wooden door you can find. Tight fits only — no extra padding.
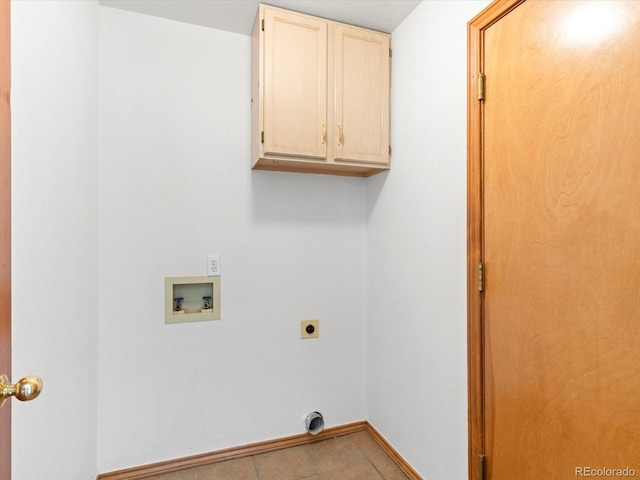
[0,1,11,478]
[262,7,327,160]
[468,1,640,479]
[333,24,390,165]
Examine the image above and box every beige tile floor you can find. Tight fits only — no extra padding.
[147,431,411,480]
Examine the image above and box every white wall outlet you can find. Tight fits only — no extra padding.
[301,319,319,339]
[207,255,221,276]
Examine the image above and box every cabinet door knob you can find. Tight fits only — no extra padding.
[321,121,326,145]
[337,124,343,146]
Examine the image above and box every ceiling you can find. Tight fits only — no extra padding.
[99,0,422,36]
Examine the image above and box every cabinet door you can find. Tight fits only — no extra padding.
[334,25,390,165]
[263,8,327,159]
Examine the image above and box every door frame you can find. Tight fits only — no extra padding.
[0,0,11,477]
[466,1,525,479]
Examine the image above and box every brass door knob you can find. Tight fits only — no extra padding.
[0,374,43,408]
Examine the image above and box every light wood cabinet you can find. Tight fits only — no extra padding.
[251,5,391,177]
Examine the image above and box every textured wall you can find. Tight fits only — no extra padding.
[97,6,367,472]
[10,1,495,477]
[367,1,490,478]
[11,1,100,478]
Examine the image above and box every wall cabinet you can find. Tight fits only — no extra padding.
[251,5,391,177]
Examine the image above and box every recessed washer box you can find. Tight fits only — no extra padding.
[165,276,221,324]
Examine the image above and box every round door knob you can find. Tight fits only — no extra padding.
[0,374,43,408]
[14,376,43,401]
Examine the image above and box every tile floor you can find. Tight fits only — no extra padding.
[147,431,411,480]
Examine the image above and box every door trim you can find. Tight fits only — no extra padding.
[0,1,11,477]
[466,2,525,479]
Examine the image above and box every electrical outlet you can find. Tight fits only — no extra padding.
[301,319,319,339]
[207,255,220,276]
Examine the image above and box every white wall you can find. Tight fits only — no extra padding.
[367,1,490,478]
[9,1,494,478]
[97,7,367,472]
[11,1,100,479]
